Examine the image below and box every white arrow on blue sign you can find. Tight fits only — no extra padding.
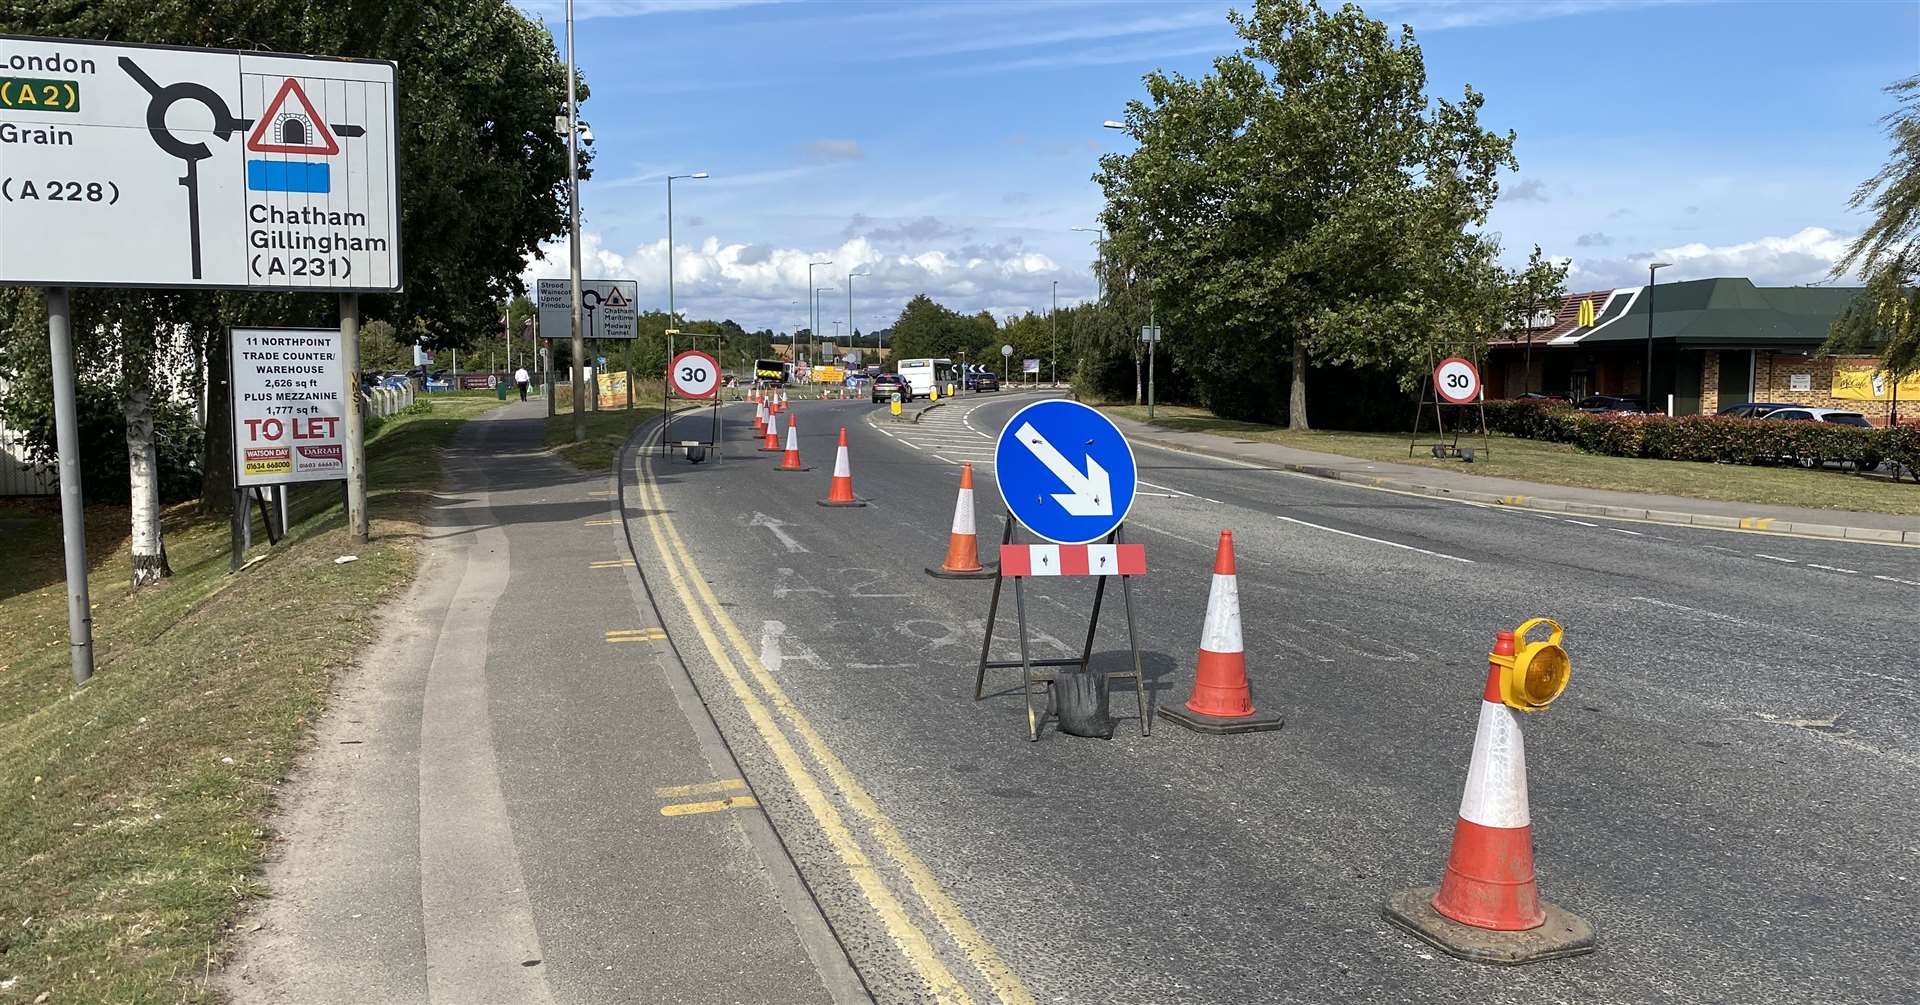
[992,399,1139,545]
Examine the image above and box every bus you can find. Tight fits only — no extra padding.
[896,358,959,400]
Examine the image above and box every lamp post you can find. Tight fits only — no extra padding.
[1645,261,1671,414]
[814,286,833,369]
[848,269,869,364]
[1050,279,1060,387]
[564,0,585,442]
[666,171,709,369]
[1072,226,1107,300]
[806,259,832,367]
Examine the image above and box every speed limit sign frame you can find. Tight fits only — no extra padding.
[1433,356,1481,405]
[1410,351,1492,462]
[670,349,721,400]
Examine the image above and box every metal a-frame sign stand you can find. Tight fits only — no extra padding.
[1409,349,1493,461]
[661,329,724,463]
[974,516,1149,741]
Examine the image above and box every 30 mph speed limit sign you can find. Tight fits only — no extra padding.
[669,350,720,399]
[1434,357,1482,404]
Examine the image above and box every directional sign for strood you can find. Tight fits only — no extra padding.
[993,399,1139,545]
[0,35,399,291]
[536,278,639,340]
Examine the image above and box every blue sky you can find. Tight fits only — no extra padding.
[514,0,1919,334]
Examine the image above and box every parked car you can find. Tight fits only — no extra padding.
[871,372,911,403]
[1717,402,1795,418]
[1516,391,1568,402]
[966,372,999,392]
[1576,394,1643,413]
[1761,407,1873,428]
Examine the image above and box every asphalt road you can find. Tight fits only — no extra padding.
[624,391,1920,1005]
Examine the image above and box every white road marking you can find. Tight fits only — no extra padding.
[1137,491,1179,498]
[1609,528,1644,536]
[1806,564,1859,574]
[1138,479,1195,498]
[1130,521,1211,548]
[749,512,808,553]
[1201,497,1222,504]
[1874,574,1920,587]
[1276,515,1474,564]
[1755,554,1798,564]
[1703,544,1742,554]
[1564,519,1599,527]
[1630,596,1833,641]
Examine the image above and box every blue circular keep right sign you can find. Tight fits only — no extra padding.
[993,400,1138,545]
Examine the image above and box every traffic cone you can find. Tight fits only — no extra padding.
[759,410,783,451]
[818,427,865,506]
[775,413,811,471]
[925,463,996,579]
[753,397,767,433]
[1382,632,1595,964]
[1158,531,1283,734]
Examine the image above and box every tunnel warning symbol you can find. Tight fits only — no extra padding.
[245,79,339,155]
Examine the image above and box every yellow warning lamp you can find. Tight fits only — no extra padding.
[1491,617,1570,712]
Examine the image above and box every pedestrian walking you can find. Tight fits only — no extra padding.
[514,365,530,401]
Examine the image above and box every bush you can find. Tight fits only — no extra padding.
[2,378,203,504]
[1483,399,1907,478]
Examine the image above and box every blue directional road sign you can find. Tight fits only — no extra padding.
[993,399,1139,545]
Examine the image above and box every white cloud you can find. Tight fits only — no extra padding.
[1566,226,1857,288]
[522,231,1071,330]
[805,139,865,162]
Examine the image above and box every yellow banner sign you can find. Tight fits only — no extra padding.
[596,370,629,409]
[1831,360,1920,401]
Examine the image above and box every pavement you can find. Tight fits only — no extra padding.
[223,400,865,1005]
[623,390,1920,1005]
[1099,410,1920,543]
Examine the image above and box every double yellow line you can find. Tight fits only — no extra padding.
[631,440,1032,1005]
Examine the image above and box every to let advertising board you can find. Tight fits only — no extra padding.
[229,326,345,486]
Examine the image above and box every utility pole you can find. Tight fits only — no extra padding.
[1147,300,1157,420]
[565,0,586,442]
[341,294,368,541]
[1051,279,1058,387]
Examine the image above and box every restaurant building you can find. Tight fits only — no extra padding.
[1486,277,1913,425]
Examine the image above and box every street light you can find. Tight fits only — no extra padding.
[1072,226,1108,299]
[665,171,709,369]
[563,0,585,442]
[848,270,870,364]
[1645,262,1671,415]
[815,286,834,368]
[1050,279,1059,387]
[807,259,832,367]
[1101,119,1126,130]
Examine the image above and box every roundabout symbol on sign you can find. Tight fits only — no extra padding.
[670,350,720,399]
[1434,357,1481,405]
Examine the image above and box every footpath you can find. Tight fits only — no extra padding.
[1104,412,1920,545]
[223,400,863,1004]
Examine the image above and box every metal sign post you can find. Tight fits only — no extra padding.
[1410,353,1492,461]
[664,344,722,463]
[45,288,92,685]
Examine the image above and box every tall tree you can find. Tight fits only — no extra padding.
[1096,0,1517,427]
[1825,75,1920,380]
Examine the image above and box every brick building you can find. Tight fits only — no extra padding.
[1486,277,1912,425]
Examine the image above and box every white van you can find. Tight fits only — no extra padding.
[895,358,959,400]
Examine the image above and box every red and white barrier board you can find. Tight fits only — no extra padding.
[998,543,1146,577]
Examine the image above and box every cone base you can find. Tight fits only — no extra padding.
[1383,888,1595,966]
[925,563,998,580]
[817,498,868,507]
[1156,703,1283,735]
[757,445,782,452]
[774,465,813,473]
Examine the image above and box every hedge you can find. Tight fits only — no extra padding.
[1479,400,1920,483]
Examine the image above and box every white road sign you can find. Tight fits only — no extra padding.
[1434,356,1482,405]
[229,327,345,487]
[1001,344,1014,357]
[0,36,400,291]
[536,278,639,340]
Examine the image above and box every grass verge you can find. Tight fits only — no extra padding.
[1104,403,1920,517]
[0,394,506,1004]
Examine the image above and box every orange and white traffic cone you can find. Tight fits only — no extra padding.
[775,412,810,471]
[1383,631,1595,964]
[753,396,767,433]
[925,463,995,579]
[759,410,783,451]
[818,427,865,506]
[1158,530,1283,734]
